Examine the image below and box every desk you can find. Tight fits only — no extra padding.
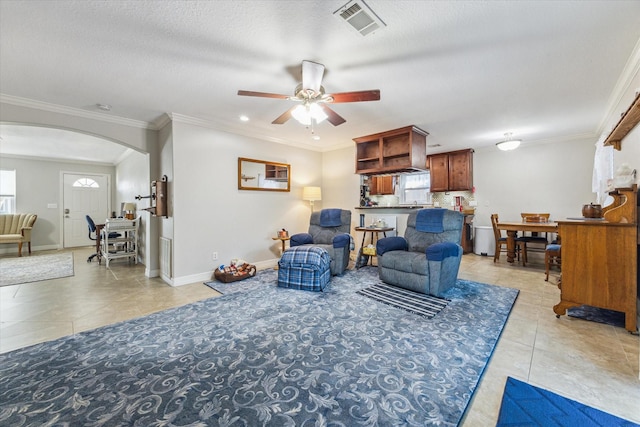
[355,226,394,267]
[496,221,558,263]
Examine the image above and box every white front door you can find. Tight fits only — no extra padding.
[62,173,110,248]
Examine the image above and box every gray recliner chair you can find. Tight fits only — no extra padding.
[376,209,464,298]
[289,209,352,276]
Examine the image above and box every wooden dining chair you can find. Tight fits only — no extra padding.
[491,214,527,265]
[544,243,561,281]
[519,212,551,254]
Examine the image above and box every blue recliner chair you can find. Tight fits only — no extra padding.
[289,209,352,276]
[376,209,464,298]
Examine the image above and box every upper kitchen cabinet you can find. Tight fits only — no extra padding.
[368,175,395,195]
[354,125,428,174]
[428,149,474,192]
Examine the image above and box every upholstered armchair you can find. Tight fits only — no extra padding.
[376,209,464,298]
[0,213,37,256]
[289,209,353,276]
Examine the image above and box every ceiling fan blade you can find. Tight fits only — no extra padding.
[237,90,290,100]
[302,60,325,93]
[327,90,380,103]
[271,106,296,125]
[319,104,346,126]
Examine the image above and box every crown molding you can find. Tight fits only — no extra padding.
[598,36,640,134]
[168,113,327,152]
[0,94,155,130]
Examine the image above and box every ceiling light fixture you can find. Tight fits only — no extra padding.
[496,132,521,151]
[291,103,328,126]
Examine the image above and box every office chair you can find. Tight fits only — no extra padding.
[86,215,121,262]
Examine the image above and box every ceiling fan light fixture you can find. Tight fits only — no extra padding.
[496,132,521,151]
[292,103,327,126]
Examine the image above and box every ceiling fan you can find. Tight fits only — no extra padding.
[237,60,380,127]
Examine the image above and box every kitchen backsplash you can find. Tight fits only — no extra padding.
[369,191,474,208]
[432,191,474,208]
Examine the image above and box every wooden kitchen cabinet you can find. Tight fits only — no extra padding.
[265,164,288,181]
[369,175,395,195]
[427,149,473,192]
[354,125,428,174]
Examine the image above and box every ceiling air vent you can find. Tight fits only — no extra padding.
[334,0,386,36]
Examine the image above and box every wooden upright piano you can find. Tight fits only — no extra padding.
[555,185,638,333]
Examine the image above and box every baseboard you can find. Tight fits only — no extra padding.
[0,244,59,255]
[169,259,279,287]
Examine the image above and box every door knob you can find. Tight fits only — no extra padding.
[64,208,70,214]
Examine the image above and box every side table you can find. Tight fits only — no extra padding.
[272,236,291,270]
[355,226,394,267]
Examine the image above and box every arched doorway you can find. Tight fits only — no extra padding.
[0,123,151,270]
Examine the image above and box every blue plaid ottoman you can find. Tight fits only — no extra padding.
[278,246,331,291]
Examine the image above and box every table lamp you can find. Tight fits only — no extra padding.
[123,202,136,220]
[302,186,322,212]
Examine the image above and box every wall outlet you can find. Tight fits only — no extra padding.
[212,252,218,260]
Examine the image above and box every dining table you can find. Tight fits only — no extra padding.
[496,221,558,263]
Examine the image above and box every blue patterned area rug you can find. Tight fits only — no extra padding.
[496,377,639,427]
[357,282,449,318]
[0,266,518,426]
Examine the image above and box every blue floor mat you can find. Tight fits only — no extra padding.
[496,377,639,426]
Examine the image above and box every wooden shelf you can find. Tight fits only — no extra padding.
[354,125,428,174]
[383,153,410,160]
[265,165,288,181]
[603,92,640,151]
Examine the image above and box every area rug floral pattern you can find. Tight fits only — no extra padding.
[0,252,74,287]
[0,267,518,426]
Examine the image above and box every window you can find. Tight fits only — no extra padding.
[72,178,99,188]
[0,169,16,214]
[399,172,431,205]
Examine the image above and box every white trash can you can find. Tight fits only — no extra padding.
[474,226,495,256]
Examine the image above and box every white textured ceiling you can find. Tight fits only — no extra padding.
[1,0,640,162]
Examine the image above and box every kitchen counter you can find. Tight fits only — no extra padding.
[355,205,427,210]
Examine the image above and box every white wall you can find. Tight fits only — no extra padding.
[322,145,360,230]
[472,137,596,226]
[607,71,639,180]
[115,150,150,267]
[168,119,323,285]
[0,155,115,252]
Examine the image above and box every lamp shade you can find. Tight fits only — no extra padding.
[123,202,136,211]
[302,186,322,201]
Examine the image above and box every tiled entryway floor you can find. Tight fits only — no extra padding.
[1,247,638,425]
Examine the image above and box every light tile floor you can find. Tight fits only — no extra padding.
[1,247,638,425]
